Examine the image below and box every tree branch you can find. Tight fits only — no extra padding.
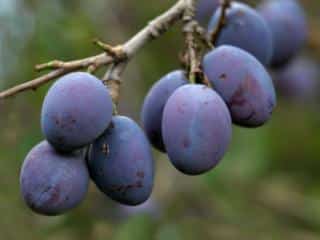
[2,0,232,103]
[0,53,113,99]
[0,0,192,100]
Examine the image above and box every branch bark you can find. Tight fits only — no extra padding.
[0,53,112,99]
[0,0,193,100]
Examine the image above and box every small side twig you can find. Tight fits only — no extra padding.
[194,22,213,49]
[93,39,127,61]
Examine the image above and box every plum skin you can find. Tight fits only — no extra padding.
[195,0,220,26]
[208,2,273,65]
[258,0,308,67]
[141,70,187,152]
[274,57,319,101]
[88,116,154,206]
[41,72,113,152]
[162,84,232,175]
[20,141,89,216]
[203,45,276,127]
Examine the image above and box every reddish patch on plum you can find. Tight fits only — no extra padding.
[182,138,191,148]
[109,181,144,194]
[44,186,61,205]
[177,105,185,114]
[228,75,260,122]
[229,86,246,106]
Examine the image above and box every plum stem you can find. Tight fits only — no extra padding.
[210,0,231,44]
[183,9,198,83]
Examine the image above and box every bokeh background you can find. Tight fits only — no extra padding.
[0,0,319,239]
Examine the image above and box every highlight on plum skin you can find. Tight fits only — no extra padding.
[208,2,273,65]
[162,84,232,175]
[258,0,308,67]
[20,141,89,216]
[203,45,276,128]
[141,70,187,152]
[88,116,154,206]
[41,72,113,152]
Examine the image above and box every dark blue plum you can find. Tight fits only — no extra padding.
[20,141,89,216]
[203,45,276,127]
[41,72,113,152]
[208,2,273,65]
[274,57,319,102]
[141,70,187,152]
[258,0,308,67]
[162,84,232,175]
[195,0,220,26]
[88,116,154,206]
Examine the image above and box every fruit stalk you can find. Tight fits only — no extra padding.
[210,0,231,44]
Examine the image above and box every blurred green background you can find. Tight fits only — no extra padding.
[0,0,319,239]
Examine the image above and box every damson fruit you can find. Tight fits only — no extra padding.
[274,57,319,102]
[258,0,308,67]
[88,116,154,206]
[208,2,273,65]
[203,45,276,127]
[20,141,89,216]
[141,70,187,152]
[195,0,220,26]
[41,72,113,152]
[162,84,232,175]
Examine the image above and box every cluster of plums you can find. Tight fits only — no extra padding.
[197,0,317,100]
[20,72,154,215]
[20,0,311,216]
[142,46,276,175]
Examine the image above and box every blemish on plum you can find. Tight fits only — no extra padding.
[98,168,104,176]
[136,181,143,188]
[182,138,190,148]
[136,171,145,178]
[101,143,109,155]
[57,136,64,143]
[177,105,185,114]
[219,73,227,80]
